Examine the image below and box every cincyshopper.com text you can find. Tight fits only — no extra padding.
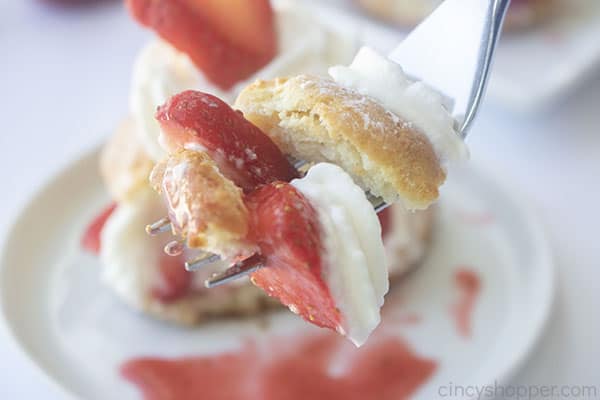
[438,381,599,399]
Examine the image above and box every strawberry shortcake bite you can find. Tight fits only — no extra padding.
[153,46,466,343]
[147,42,469,341]
[150,90,389,346]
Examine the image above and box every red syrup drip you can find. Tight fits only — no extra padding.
[121,331,437,400]
[450,267,482,338]
[81,202,117,254]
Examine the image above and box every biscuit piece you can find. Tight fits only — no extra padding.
[235,75,445,209]
[150,150,254,257]
[100,118,155,203]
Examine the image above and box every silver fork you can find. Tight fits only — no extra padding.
[147,0,510,288]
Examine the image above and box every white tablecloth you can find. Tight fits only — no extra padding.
[1,1,598,398]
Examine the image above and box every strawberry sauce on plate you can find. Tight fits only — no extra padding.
[121,330,437,400]
[450,267,482,338]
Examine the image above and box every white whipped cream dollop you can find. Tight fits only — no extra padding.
[130,0,356,162]
[291,163,388,347]
[101,186,247,310]
[329,46,468,163]
[130,41,204,161]
[101,188,169,307]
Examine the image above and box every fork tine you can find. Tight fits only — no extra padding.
[164,240,184,256]
[204,254,264,288]
[374,199,388,213]
[145,217,171,235]
[185,253,221,271]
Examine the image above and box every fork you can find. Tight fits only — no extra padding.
[147,0,510,288]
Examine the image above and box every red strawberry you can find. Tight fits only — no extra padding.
[246,182,342,332]
[126,0,277,90]
[156,91,298,192]
[81,203,117,254]
[152,251,192,303]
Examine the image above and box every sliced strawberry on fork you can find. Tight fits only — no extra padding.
[246,182,342,332]
[156,90,298,192]
[126,0,277,90]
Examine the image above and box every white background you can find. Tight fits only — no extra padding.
[0,0,598,398]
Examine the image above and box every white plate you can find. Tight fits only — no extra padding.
[0,148,554,400]
[312,0,600,111]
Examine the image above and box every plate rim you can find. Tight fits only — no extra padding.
[0,148,104,400]
[446,159,557,390]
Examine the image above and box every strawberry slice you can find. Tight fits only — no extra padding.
[81,203,117,254]
[156,91,298,192]
[126,0,277,90]
[246,182,342,332]
[186,0,275,57]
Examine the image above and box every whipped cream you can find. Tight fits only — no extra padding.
[101,188,169,306]
[130,40,203,161]
[101,187,233,307]
[291,163,388,347]
[329,46,468,163]
[130,0,356,162]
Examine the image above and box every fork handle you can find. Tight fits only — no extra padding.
[460,0,511,136]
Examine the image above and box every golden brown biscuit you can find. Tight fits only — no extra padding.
[235,75,445,209]
[100,118,155,203]
[150,150,255,257]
